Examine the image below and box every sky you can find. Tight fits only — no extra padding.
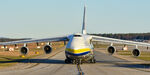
[0,0,150,38]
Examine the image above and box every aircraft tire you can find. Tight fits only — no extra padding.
[77,59,82,64]
[93,59,96,63]
[72,60,77,64]
[90,58,96,63]
[65,59,71,64]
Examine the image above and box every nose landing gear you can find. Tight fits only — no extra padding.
[65,58,83,64]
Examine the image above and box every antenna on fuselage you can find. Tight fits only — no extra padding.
[82,4,87,34]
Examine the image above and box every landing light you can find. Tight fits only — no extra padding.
[20,55,25,58]
[35,52,39,54]
[37,46,41,49]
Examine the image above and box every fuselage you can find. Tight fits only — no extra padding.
[65,33,94,60]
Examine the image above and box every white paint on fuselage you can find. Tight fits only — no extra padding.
[66,34,92,50]
[65,33,94,60]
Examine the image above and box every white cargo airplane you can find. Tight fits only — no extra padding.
[0,5,150,64]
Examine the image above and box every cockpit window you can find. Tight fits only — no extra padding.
[74,35,82,37]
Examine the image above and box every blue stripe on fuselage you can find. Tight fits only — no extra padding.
[65,51,90,56]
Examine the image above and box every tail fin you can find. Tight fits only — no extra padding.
[82,5,87,34]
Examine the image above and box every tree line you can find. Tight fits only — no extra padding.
[0,38,31,42]
[1,33,150,42]
[91,33,150,40]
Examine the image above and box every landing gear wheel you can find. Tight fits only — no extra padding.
[77,59,82,64]
[65,59,71,64]
[72,60,77,64]
[90,58,96,63]
[72,59,82,64]
[93,59,96,63]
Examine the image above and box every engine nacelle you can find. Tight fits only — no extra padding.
[107,46,116,55]
[44,45,52,54]
[132,49,140,57]
[20,47,29,55]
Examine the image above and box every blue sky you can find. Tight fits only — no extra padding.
[0,0,150,38]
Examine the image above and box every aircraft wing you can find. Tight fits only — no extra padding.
[0,36,68,45]
[92,35,150,47]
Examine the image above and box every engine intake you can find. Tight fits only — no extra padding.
[20,47,29,55]
[132,49,140,57]
[44,45,52,54]
[107,46,116,55]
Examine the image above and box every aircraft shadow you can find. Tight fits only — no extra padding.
[0,57,66,64]
[96,60,150,69]
[1,57,150,69]
[116,63,150,69]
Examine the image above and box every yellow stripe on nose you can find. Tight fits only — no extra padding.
[66,48,91,54]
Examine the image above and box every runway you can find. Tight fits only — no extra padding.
[0,48,150,75]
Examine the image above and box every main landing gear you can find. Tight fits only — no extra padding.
[65,59,83,64]
[65,57,96,64]
[65,59,71,64]
[90,57,96,63]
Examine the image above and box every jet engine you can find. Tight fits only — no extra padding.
[44,45,52,54]
[132,49,140,57]
[20,47,29,55]
[107,46,116,55]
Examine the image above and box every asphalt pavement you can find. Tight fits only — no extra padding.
[0,48,150,75]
